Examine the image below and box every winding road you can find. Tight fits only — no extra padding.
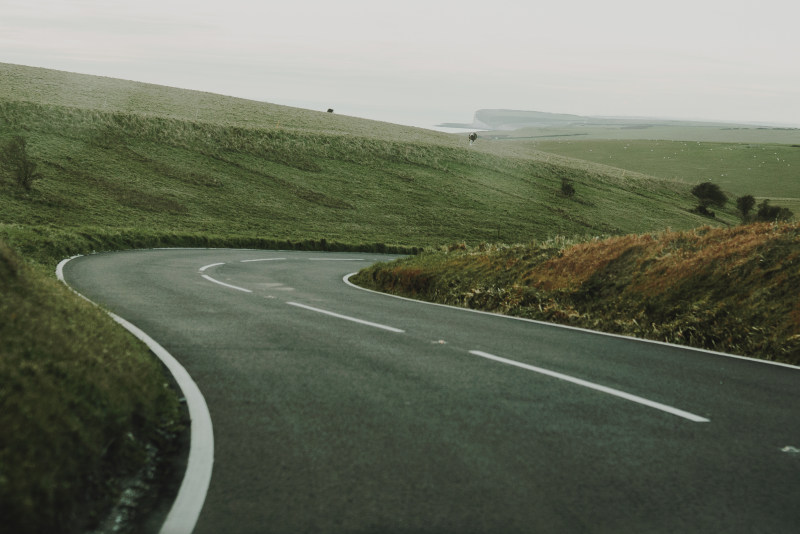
[61,249,800,533]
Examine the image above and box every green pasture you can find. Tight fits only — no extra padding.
[0,63,737,267]
[532,139,800,216]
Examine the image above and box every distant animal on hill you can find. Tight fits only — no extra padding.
[468,132,478,145]
[327,108,334,113]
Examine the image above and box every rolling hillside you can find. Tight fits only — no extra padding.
[0,63,731,267]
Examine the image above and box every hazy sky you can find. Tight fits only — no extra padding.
[3,0,799,128]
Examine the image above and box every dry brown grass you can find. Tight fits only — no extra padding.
[354,222,800,364]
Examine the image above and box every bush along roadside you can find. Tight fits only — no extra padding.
[0,240,184,533]
[352,222,800,366]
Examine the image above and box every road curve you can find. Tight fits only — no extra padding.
[61,249,800,533]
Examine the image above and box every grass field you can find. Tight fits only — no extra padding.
[0,62,792,532]
[531,139,800,215]
[483,121,800,144]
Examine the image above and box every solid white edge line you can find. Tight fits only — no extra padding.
[200,274,253,293]
[55,255,82,282]
[57,255,213,534]
[469,350,710,423]
[240,258,287,262]
[286,301,405,333]
[111,315,214,534]
[343,273,800,371]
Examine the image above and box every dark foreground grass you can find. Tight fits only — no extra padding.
[353,222,800,365]
[0,241,182,533]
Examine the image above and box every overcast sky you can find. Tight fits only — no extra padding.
[2,0,798,128]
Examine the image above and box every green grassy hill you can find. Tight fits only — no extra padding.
[1,63,732,267]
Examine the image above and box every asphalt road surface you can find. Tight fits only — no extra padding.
[62,249,800,533]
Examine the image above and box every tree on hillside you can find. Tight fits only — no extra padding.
[560,177,576,198]
[736,194,756,222]
[1,136,42,191]
[691,182,727,217]
[755,200,794,222]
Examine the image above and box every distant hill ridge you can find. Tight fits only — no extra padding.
[439,108,770,131]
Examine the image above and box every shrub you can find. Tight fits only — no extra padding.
[690,182,726,218]
[1,136,42,191]
[691,182,727,208]
[560,177,576,197]
[756,200,794,222]
[736,195,756,221]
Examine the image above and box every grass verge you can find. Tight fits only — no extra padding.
[352,222,800,366]
[0,241,182,533]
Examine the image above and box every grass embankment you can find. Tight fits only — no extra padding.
[353,222,800,365]
[0,242,182,533]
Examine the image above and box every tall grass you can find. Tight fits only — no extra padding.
[353,222,800,365]
[0,241,182,533]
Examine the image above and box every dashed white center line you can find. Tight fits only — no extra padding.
[469,350,710,422]
[286,302,405,333]
[202,262,705,422]
[199,262,225,272]
[308,258,366,261]
[200,274,253,293]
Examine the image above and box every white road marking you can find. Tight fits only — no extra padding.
[200,274,252,293]
[112,315,215,534]
[240,258,287,262]
[287,302,405,333]
[198,261,254,293]
[469,350,710,423]
[199,262,225,272]
[308,258,366,261]
[57,255,214,534]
